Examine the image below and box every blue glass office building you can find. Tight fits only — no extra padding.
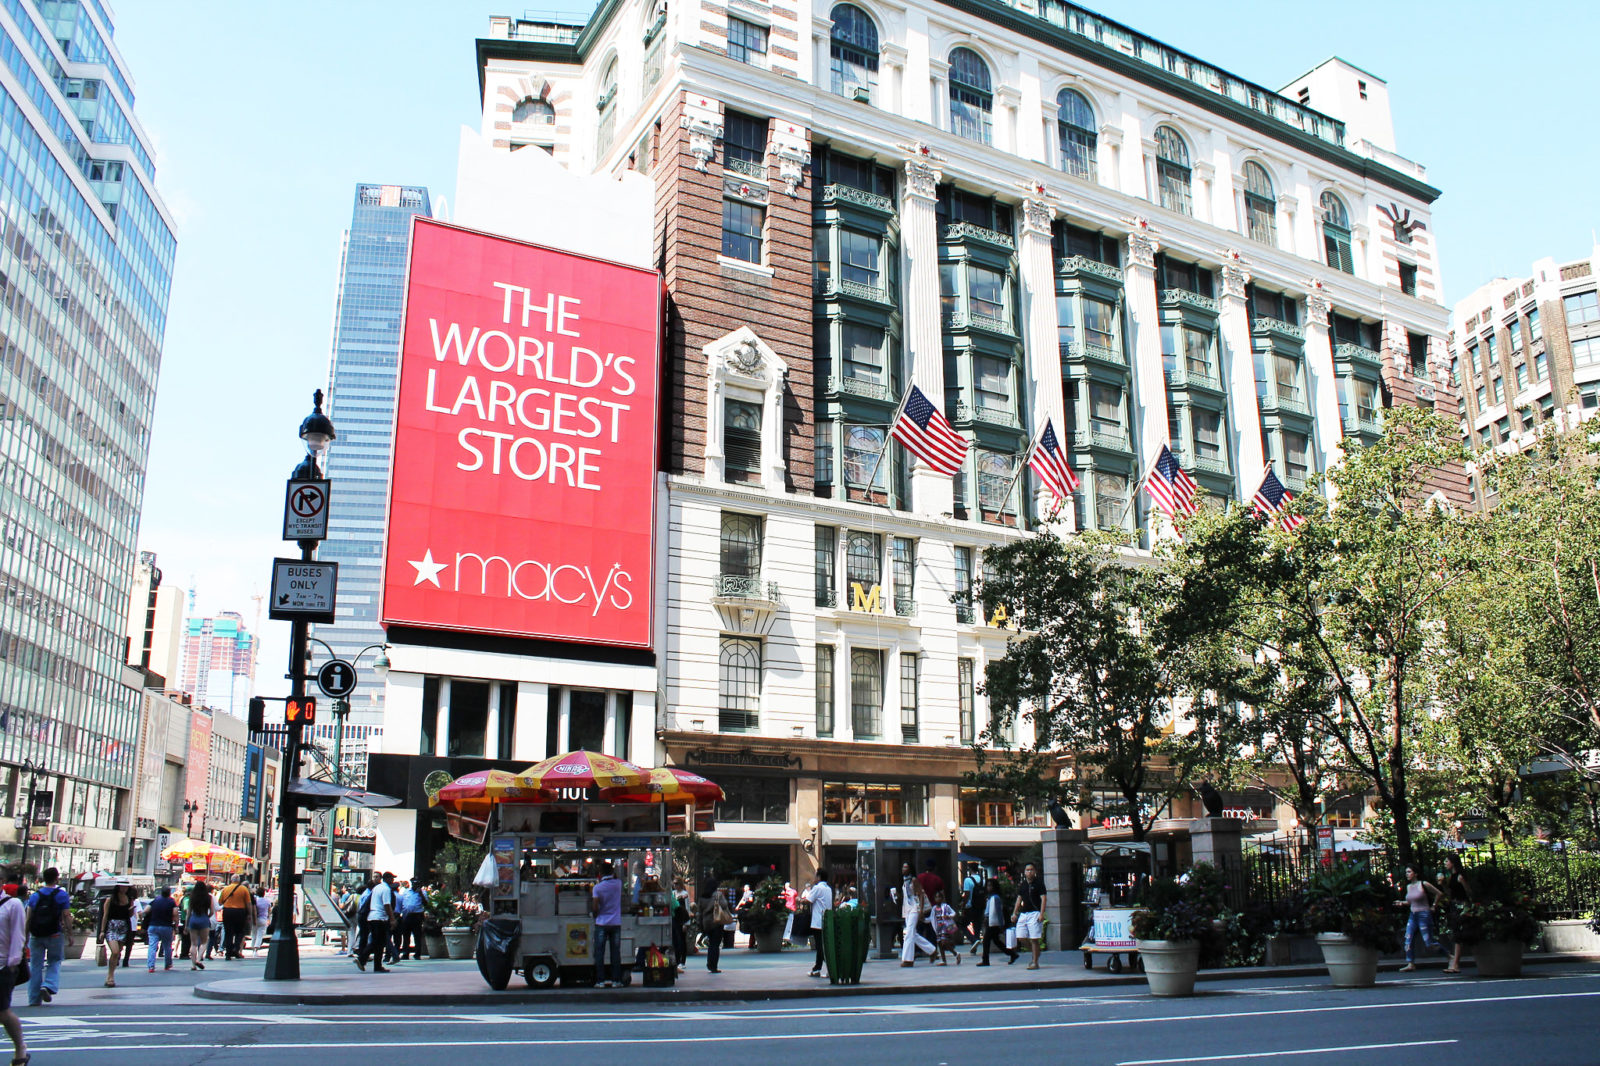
[0,0,176,870]
[315,184,431,731]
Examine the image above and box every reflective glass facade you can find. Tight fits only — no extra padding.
[0,0,175,806]
[313,185,431,729]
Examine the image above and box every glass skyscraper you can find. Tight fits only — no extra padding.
[315,184,431,731]
[0,0,176,872]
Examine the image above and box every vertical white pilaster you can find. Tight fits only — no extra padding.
[1302,287,1344,476]
[1219,255,1266,493]
[513,682,548,761]
[436,677,452,758]
[603,694,618,756]
[1019,195,1066,522]
[880,43,908,114]
[900,153,953,517]
[1124,225,1168,471]
[485,685,501,759]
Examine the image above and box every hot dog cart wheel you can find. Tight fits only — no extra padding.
[523,957,558,989]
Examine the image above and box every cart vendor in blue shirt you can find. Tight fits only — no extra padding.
[590,862,624,988]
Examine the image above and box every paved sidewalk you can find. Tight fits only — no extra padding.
[194,944,1593,1006]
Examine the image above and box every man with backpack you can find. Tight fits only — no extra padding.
[25,867,71,1006]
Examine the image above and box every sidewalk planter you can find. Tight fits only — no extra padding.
[424,932,448,959]
[1316,933,1379,988]
[1134,939,1200,997]
[821,905,870,985]
[443,926,475,959]
[753,927,785,954]
[1471,940,1523,977]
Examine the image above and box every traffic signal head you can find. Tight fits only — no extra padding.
[248,697,266,733]
[285,697,317,725]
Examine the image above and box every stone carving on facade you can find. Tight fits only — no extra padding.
[1219,248,1250,300]
[899,142,943,199]
[1021,197,1055,236]
[731,339,765,375]
[682,116,720,172]
[1304,280,1330,327]
[1123,217,1157,269]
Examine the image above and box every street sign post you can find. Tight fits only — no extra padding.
[282,479,331,541]
[316,659,357,699]
[269,559,338,623]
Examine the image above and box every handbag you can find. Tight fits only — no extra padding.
[1005,927,1018,951]
[95,940,108,967]
[12,955,27,986]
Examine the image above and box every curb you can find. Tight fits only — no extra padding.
[192,952,1599,1007]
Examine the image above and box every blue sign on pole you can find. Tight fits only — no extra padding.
[243,745,263,820]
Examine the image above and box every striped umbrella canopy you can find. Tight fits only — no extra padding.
[599,766,724,806]
[160,838,250,873]
[429,768,546,808]
[514,750,650,792]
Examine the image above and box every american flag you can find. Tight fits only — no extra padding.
[1027,419,1079,501]
[1143,443,1199,518]
[1251,466,1305,531]
[890,385,969,476]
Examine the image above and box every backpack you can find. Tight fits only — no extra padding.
[28,886,64,937]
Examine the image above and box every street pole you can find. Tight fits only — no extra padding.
[264,390,337,982]
[16,760,40,878]
[323,697,348,901]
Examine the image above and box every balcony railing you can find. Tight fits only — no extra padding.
[953,401,1020,428]
[1070,427,1133,454]
[1057,255,1124,283]
[1333,343,1382,370]
[1342,412,1383,437]
[825,374,893,402]
[1060,339,1125,367]
[716,574,780,600]
[815,277,892,306]
[1260,391,1311,417]
[955,601,976,624]
[1252,316,1306,343]
[1164,364,1224,393]
[822,183,895,215]
[941,221,1015,251]
[726,157,765,179]
[816,586,837,608]
[894,597,917,617]
[1159,288,1220,314]
[942,309,1016,337]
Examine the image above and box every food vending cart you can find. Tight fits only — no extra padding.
[484,800,675,988]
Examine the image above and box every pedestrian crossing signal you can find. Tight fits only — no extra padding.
[248,697,266,733]
[285,697,317,725]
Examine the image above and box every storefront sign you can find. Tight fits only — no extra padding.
[381,219,661,648]
[1091,908,1137,950]
[685,748,801,769]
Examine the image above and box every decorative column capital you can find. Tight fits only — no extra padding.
[1219,248,1250,300]
[900,144,944,201]
[1018,181,1056,237]
[1304,282,1330,327]
[1123,217,1158,270]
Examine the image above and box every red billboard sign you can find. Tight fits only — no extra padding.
[381,219,660,647]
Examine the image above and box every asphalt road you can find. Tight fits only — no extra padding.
[20,955,1600,1064]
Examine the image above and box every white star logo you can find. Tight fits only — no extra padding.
[408,549,448,587]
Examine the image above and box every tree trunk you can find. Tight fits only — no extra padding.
[1390,663,1413,867]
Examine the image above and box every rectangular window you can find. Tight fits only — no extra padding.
[1528,308,1542,341]
[891,536,915,610]
[722,110,766,168]
[958,657,976,744]
[1355,379,1378,422]
[721,198,764,263]
[968,265,1005,322]
[846,530,882,591]
[814,525,837,606]
[1466,344,1478,373]
[1475,386,1487,409]
[975,354,1011,412]
[1273,353,1302,403]
[726,16,768,64]
[841,323,885,384]
[1192,408,1223,459]
[1407,333,1428,377]
[1449,358,1459,386]
[939,262,960,319]
[1485,334,1498,362]
[815,418,834,486]
[815,644,835,737]
[839,230,880,288]
[1572,336,1600,367]
[960,788,1047,827]
[849,648,883,737]
[448,680,490,758]
[719,512,763,580]
[715,774,789,822]
[1508,320,1524,352]
[1094,471,1128,531]
[1183,327,1212,376]
[1283,431,1311,483]
[1055,293,1076,353]
[1495,416,1511,441]
[723,398,763,483]
[1398,261,1418,296]
[1089,382,1124,435]
[954,546,975,623]
[569,690,607,753]
[1514,362,1528,390]
[822,780,927,825]
[1535,351,1548,380]
[900,654,920,743]
[1565,290,1600,327]
[718,637,762,731]
[1491,376,1504,403]
[1082,297,1117,351]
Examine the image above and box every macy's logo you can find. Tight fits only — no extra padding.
[405,548,635,616]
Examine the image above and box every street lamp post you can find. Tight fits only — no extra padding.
[183,799,199,837]
[264,391,336,982]
[318,643,388,906]
[15,759,43,877]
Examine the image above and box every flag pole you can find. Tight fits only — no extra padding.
[862,385,914,506]
[996,421,1044,527]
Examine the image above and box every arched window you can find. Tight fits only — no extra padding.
[948,47,992,145]
[1242,161,1276,245]
[829,4,878,99]
[718,637,762,731]
[1154,126,1191,215]
[596,58,619,158]
[512,96,556,125]
[1320,191,1354,274]
[1056,89,1097,181]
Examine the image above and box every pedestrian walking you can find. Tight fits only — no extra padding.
[1012,862,1046,970]
[669,879,690,970]
[217,875,253,960]
[23,867,70,1005]
[930,892,960,966]
[1396,864,1442,972]
[0,886,30,1065]
[803,868,832,978]
[1440,854,1471,974]
[781,882,797,947]
[177,884,192,960]
[145,887,177,972]
[394,880,426,960]
[896,862,935,967]
[699,876,730,974]
[252,887,270,955]
[97,884,134,988]
[185,880,213,971]
[354,872,397,973]
[977,876,1017,965]
[590,862,624,988]
[961,863,985,953]
[124,891,148,969]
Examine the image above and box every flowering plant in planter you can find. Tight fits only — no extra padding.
[1300,865,1400,952]
[1129,865,1221,943]
[1449,865,1539,946]
[741,877,790,935]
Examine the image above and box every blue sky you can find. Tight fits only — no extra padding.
[115,1,1598,695]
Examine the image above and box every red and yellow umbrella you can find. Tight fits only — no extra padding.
[161,837,250,874]
[600,766,724,806]
[429,768,546,809]
[514,750,650,792]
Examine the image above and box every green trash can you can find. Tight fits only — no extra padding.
[821,906,869,985]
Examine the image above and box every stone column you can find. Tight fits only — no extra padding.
[880,43,907,114]
[1219,254,1266,494]
[1041,827,1089,954]
[1188,817,1244,871]
[900,152,953,517]
[1302,286,1345,477]
[1124,223,1168,533]
[1018,193,1069,525]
